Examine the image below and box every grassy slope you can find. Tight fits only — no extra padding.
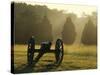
[13,44,97,73]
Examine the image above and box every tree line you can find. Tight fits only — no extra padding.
[12,2,97,45]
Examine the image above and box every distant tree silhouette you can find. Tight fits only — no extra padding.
[81,19,97,45]
[35,15,53,43]
[62,17,76,44]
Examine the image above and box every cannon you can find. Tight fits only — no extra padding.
[27,36,64,66]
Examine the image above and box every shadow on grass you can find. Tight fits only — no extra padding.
[14,64,34,74]
[38,63,58,72]
[14,61,59,74]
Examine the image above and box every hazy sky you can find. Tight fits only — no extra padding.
[13,0,97,17]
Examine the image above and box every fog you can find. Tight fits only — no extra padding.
[47,10,97,44]
[13,2,97,45]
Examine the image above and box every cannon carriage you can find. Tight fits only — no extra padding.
[27,36,64,66]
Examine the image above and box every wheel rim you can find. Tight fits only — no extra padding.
[27,36,35,65]
[55,39,64,65]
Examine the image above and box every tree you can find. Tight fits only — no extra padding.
[81,19,97,45]
[62,17,76,44]
[35,15,53,43]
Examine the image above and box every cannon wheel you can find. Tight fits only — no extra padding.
[27,36,35,65]
[55,39,64,65]
[27,44,33,65]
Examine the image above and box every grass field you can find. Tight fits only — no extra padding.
[13,44,97,73]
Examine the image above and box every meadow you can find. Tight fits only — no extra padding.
[13,44,97,73]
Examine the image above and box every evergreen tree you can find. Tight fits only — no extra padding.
[35,15,53,43]
[62,17,76,44]
[81,19,97,45]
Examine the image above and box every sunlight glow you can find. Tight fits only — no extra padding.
[12,0,97,17]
